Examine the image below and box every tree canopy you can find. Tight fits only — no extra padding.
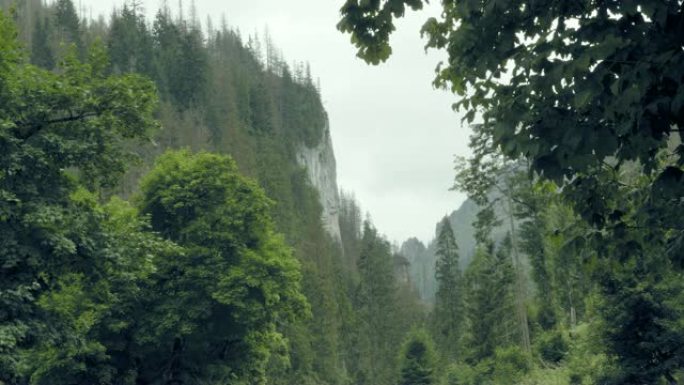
[339,0,684,181]
[339,2,684,383]
[136,149,309,384]
[0,10,157,380]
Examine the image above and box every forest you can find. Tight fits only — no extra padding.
[0,0,682,385]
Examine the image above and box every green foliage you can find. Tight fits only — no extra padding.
[534,328,569,365]
[153,9,208,109]
[108,5,154,76]
[137,149,309,384]
[432,217,464,359]
[597,268,684,385]
[463,239,517,363]
[22,191,180,384]
[54,0,82,54]
[0,11,157,380]
[339,190,363,273]
[490,346,532,385]
[397,329,437,385]
[354,221,402,385]
[442,347,531,385]
[341,0,684,182]
[15,146,313,385]
[30,15,54,69]
[337,0,424,64]
[444,362,478,385]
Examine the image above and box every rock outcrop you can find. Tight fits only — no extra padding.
[296,124,342,243]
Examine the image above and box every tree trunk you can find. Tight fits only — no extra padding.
[506,194,531,353]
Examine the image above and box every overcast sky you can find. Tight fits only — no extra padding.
[86,0,472,245]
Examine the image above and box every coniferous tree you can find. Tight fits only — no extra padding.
[432,217,464,360]
[30,15,54,69]
[397,329,437,385]
[463,236,517,363]
[355,221,400,385]
[153,8,207,109]
[54,0,82,52]
[339,190,363,273]
[108,4,154,76]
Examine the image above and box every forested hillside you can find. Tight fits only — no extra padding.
[3,1,684,385]
[0,1,425,384]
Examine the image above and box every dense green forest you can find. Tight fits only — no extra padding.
[1,0,683,385]
[0,1,424,384]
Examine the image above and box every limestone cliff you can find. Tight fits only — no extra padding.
[296,124,342,243]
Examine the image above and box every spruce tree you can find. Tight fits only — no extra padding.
[355,221,400,385]
[30,16,54,69]
[432,217,464,359]
[108,5,154,76]
[152,8,207,109]
[54,0,82,53]
[463,236,517,363]
[397,329,437,385]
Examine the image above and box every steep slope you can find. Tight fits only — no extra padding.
[5,3,427,384]
[6,2,352,383]
[296,124,343,243]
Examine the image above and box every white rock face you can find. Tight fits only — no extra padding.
[296,126,342,243]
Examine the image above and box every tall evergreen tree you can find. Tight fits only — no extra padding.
[397,329,437,385]
[153,8,208,109]
[432,217,464,359]
[463,237,517,363]
[339,190,363,273]
[54,0,82,52]
[30,15,54,69]
[355,221,400,385]
[108,4,154,76]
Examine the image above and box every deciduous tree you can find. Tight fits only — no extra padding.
[0,13,157,380]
